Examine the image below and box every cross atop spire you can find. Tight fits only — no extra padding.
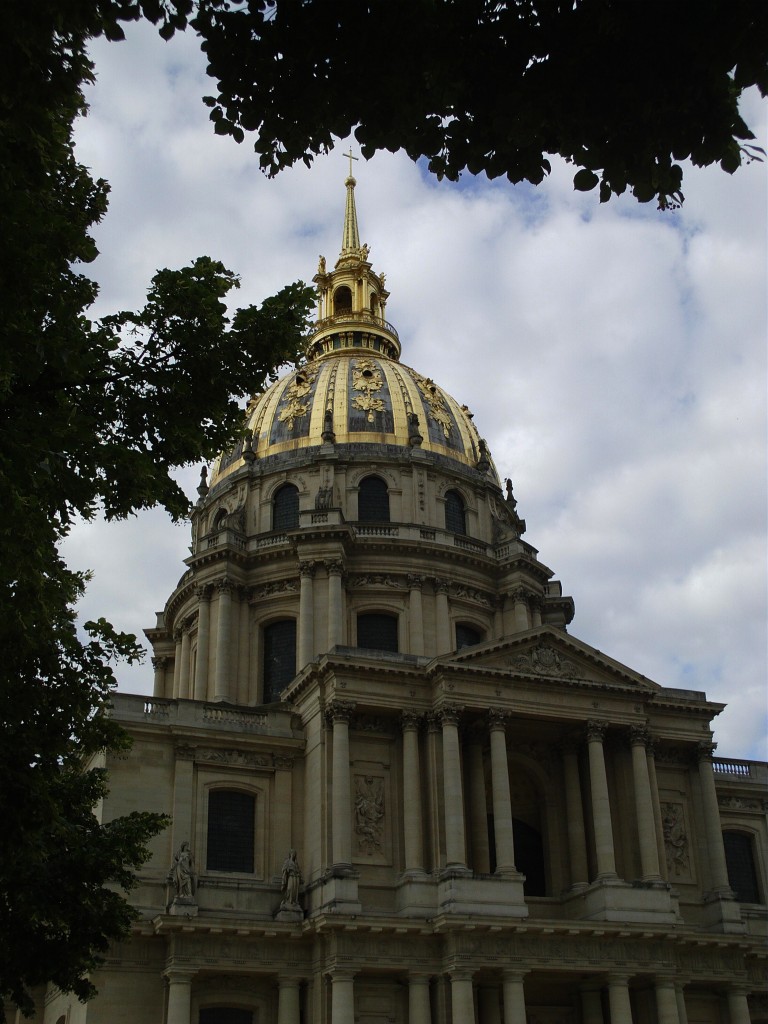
[343,147,359,180]
[341,155,361,255]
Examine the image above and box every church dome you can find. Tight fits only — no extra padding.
[210,350,497,488]
[210,171,497,491]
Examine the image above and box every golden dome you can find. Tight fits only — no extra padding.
[210,170,499,489]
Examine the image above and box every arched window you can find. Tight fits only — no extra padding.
[358,475,390,522]
[200,1010,253,1024]
[357,612,398,653]
[334,285,352,314]
[206,790,255,872]
[445,489,467,535]
[262,619,296,703]
[370,292,379,316]
[272,483,299,531]
[212,508,228,531]
[723,831,762,903]
[456,623,483,649]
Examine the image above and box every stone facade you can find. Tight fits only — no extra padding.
[22,177,767,1024]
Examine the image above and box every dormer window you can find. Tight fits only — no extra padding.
[334,286,352,314]
[358,475,390,522]
[445,489,467,535]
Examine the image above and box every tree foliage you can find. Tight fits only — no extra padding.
[188,0,768,209]
[1,0,312,1015]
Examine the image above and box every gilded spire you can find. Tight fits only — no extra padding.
[341,149,360,255]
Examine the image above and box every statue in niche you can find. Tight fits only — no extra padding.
[280,849,302,911]
[168,841,197,899]
[661,802,689,876]
[315,484,333,508]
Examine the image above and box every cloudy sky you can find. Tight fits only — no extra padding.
[63,21,767,760]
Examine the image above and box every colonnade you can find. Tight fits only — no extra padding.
[325,700,671,884]
[164,967,753,1024]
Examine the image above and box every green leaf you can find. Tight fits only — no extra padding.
[573,168,599,192]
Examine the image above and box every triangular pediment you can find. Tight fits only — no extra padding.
[433,626,661,692]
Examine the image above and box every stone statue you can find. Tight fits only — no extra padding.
[360,243,370,260]
[280,849,302,911]
[315,484,333,509]
[169,841,197,899]
[318,254,326,274]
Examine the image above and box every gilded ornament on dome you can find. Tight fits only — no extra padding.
[278,366,317,430]
[351,358,386,422]
[411,371,453,439]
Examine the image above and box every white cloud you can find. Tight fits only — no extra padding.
[63,21,767,760]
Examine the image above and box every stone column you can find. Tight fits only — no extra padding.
[647,740,668,881]
[607,975,633,1024]
[165,970,194,1024]
[152,656,168,698]
[696,742,733,895]
[493,595,505,639]
[562,742,589,888]
[172,631,182,697]
[726,987,752,1024]
[502,970,527,1024]
[586,721,617,879]
[450,971,475,1024]
[511,588,530,632]
[401,712,425,873]
[213,577,233,702]
[193,585,211,701]
[580,984,605,1024]
[328,700,356,870]
[178,623,191,699]
[675,984,689,1024]
[330,970,356,1024]
[501,593,516,636]
[298,560,315,669]
[655,979,680,1024]
[439,705,467,870]
[489,710,516,874]
[425,712,443,871]
[529,595,542,627]
[466,729,491,874]
[434,578,451,653]
[277,977,301,1024]
[408,574,425,655]
[630,728,662,879]
[408,974,432,1024]
[237,591,250,704]
[327,560,344,650]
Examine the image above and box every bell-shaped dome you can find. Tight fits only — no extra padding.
[210,173,498,490]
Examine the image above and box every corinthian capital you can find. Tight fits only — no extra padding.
[325,699,356,726]
[437,704,463,727]
[586,720,607,743]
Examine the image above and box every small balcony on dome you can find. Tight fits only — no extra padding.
[308,308,401,360]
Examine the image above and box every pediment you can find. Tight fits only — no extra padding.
[435,627,661,692]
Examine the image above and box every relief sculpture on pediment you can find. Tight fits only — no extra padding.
[508,642,580,678]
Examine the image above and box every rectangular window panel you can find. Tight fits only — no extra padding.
[200,1010,253,1024]
[723,832,761,903]
[207,790,255,873]
[357,613,398,653]
[263,619,297,703]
